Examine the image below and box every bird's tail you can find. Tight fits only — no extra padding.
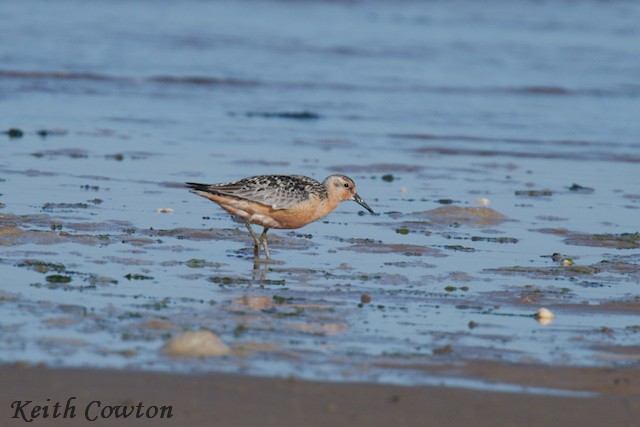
[185,182,211,193]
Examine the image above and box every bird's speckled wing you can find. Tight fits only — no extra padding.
[186,175,325,210]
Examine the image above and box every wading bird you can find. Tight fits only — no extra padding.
[186,174,374,259]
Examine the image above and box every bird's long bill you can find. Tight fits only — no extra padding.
[353,193,374,214]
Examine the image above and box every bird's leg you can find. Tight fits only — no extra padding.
[244,221,261,257]
[260,228,270,260]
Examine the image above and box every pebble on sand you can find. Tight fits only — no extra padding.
[534,308,554,325]
[162,330,230,357]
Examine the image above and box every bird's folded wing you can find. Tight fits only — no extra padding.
[200,175,315,210]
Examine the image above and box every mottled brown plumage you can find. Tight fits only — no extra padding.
[186,174,373,259]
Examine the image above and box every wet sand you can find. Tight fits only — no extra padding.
[2,364,639,426]
[2,0,640,420]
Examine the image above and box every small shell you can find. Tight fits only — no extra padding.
[534,308,554,325]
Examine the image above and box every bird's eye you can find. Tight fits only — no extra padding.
[343,183,350,188]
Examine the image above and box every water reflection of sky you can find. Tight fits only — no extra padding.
[1,0,639,388]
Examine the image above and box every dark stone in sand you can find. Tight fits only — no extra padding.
[5,128,24,138]
[244,111,321,120]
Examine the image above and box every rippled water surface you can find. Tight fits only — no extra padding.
[1,0,639,390]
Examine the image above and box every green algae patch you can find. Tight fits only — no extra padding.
[88,275,118,286]
[272,295,293,304]
[124,273,154,280]
[444,245,475,252]
[42,203,90,211]
[471,236,519,244]
[208,276,249,285]
[46,274,72,283]
[186,258,206,268]
[18,260,66,274]
[183,258,224,269]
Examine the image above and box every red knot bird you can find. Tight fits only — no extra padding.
[186,174,374,259]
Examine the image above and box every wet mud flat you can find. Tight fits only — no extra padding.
[1,0,640,416]
[1,136,639,398]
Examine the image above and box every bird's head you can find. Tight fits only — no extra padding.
[324,174,374,214]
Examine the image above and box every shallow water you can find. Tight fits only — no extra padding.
[1,0,639,392]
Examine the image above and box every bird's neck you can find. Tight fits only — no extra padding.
[312,196,341,222]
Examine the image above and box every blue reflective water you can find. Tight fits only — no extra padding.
[1,0,639,391]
